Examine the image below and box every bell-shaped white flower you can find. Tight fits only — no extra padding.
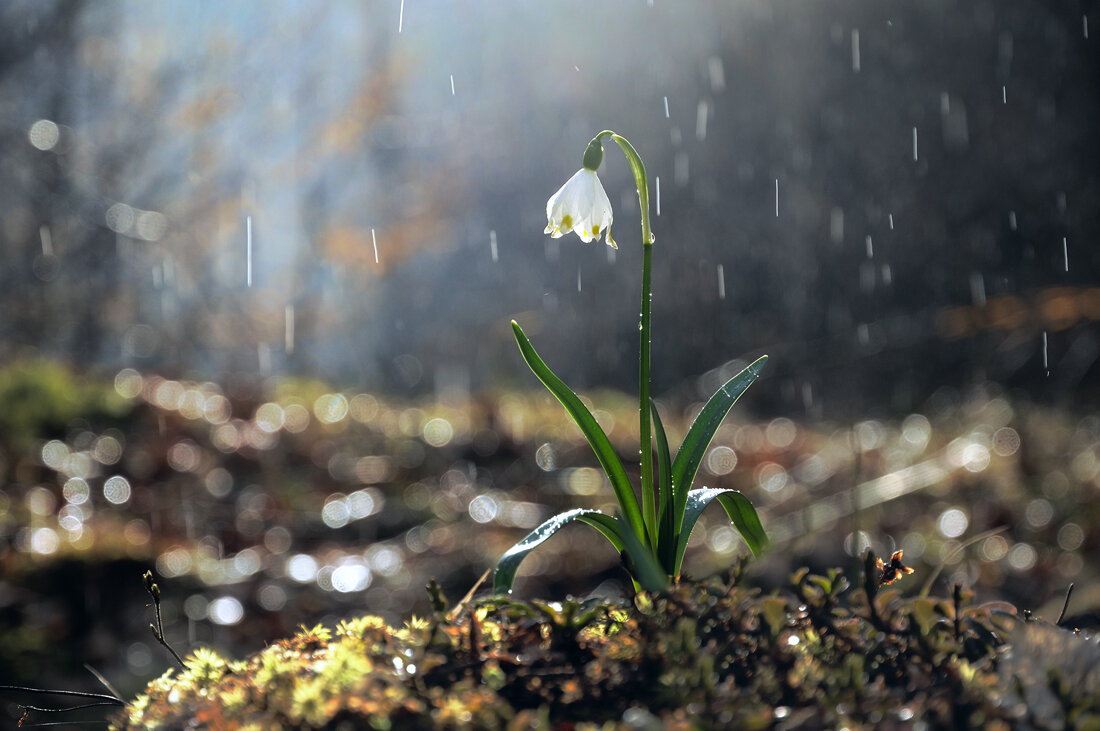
[544,168,617,249]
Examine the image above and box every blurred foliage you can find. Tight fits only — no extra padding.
[3,365,1100,706]
[0,360,127,445]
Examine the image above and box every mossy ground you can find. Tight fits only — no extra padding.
[107,556,1100,730]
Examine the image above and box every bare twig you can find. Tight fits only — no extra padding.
[83,665,121,701]
[448,568,491,621]
[143,571,186,669]
[1056,583,1075,626]
[0,686,122,704]
[0,684,122,728]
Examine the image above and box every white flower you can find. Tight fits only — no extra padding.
[544,168,617,249]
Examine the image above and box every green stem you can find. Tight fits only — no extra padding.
[595,131,655,547]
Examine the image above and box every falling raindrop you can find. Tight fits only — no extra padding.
[775,179,779,217]
[1002,86,1007,104]
[673,152,689,185]
[1008,211,1017,230]
[1084,14,1089,39]
[830,208,844,243]
[246,215,253,287]
[888,213,894,230]
[449,74,455,95]
[398,0,404,32]
[695,100,708,141]
[707,56,725,92]
[655,176,660,216]
[912,127,918,161]
[39,225,53,255]
[258,344,271,375]
[1042,331,1049,371]
[663,96,669,118]
[489,230,498,262]
[285,305,295,354]
[851,29,861,72]
[1063,237,1068,271]
[577,267,582,292]
[717,264,726,300]
[865,235,873,258]
[969,273,986,306]
[371,228,379,264]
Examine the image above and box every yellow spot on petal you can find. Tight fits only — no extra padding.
[560,214,573,229]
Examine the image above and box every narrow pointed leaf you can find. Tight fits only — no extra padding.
[651,400,676,573]
[671,355,767,533]
[511,321,645,539]
[493,508,665,595]
[611,511,668,592]
[674,487,768,576]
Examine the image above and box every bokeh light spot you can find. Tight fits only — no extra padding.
[114,369,143,399]
[286,553,318,583]
[535,442,557,471]
[28,119,60,150]
[30,527,59,555]
[423,417,454,447]
[332,563,371,593]
[937,508,969,538]
[103,475,132,505]
[314,393,349,424]
[257,583,287,611]
[705,446,738,476]
[208,596,244,625]
[468,494,500,524]
[766,418,797,448]
[322,494,350,528]
[62,478,90,505]
[991,427,1021,457]
[1007,542,1037,571]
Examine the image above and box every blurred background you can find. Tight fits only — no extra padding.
[1,0,1099,712]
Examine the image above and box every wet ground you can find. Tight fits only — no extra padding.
[1,364,1097,709]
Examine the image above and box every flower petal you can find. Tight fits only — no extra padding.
[544,168,616,247]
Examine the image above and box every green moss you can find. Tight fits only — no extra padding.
[110,560,1100,730]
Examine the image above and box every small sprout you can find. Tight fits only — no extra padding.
[426,578,449,614]
[142,570,184,669]
[877,550,915,586]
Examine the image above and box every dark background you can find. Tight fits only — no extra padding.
[1,0,1097,418]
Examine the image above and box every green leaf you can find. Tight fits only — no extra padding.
[612,511,668,593]
[651,400,676,574]
[493,508,665,595]
[673,487,768,576]
[511,321,645,540]
[670,355,767,536]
